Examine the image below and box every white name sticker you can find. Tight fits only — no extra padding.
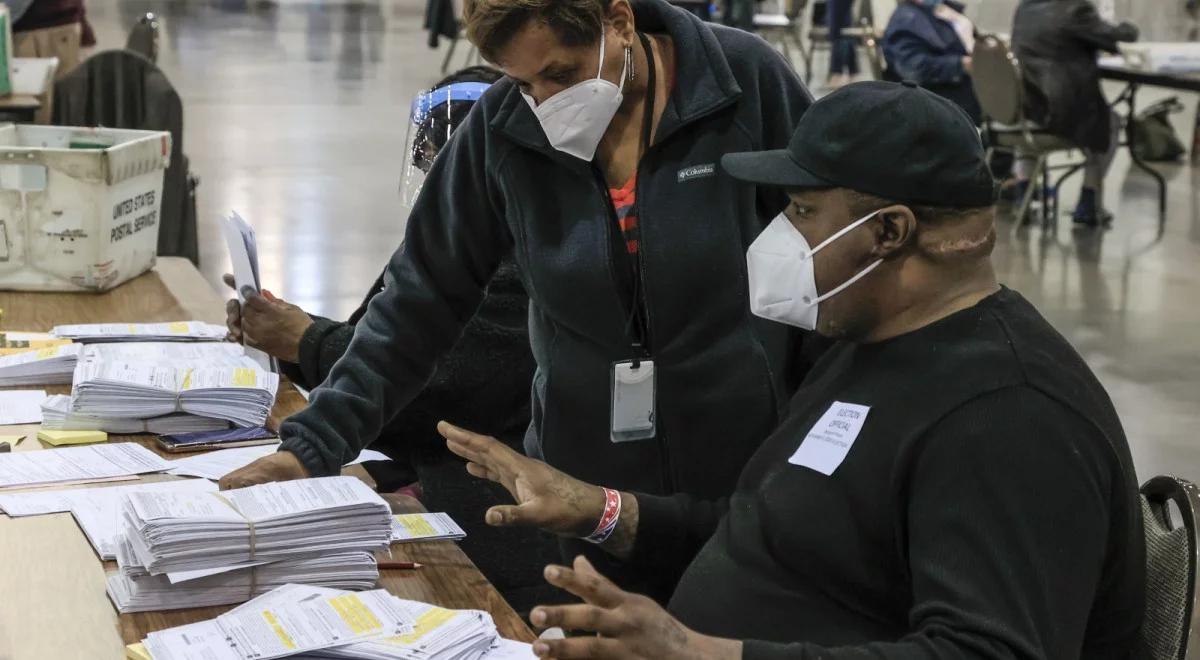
[788,401,871,475]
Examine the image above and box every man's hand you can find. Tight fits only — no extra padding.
[222,273,313,363]
[528,556,742,660]
[440,421,606,537]
[219,450,310,490]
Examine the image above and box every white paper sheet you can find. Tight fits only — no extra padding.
[221,211,272,372]
[167,445,391,481]
[0,389,46,424]
[0,442,172,489]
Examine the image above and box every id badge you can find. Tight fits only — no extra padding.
[610,360,656,442]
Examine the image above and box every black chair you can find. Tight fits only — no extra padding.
[1139,476,1200,660]
[971,34,1079,229]
[53,51,199,264]
[126,13,160,64]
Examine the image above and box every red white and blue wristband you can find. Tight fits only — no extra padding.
[583,488,622,545]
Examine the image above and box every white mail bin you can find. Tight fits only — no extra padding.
[0,124,172,291]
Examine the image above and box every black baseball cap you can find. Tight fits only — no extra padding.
[722,81,997,207]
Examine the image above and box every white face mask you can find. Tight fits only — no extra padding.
[746,210,884,331]
[521,30,626,161]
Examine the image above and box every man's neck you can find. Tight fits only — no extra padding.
[861,261,1000,343]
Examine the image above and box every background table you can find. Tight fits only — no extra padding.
[1099,62,1200,229]
[0,258,534,659]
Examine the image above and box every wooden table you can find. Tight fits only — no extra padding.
[0,258,534,659]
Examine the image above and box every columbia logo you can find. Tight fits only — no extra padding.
[677,163,716,182]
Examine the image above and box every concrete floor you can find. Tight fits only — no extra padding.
[85,0,1200,482]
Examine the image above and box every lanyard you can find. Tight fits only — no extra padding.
[623,31,657,363]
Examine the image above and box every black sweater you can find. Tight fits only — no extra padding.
[281,257,534,458]
[636,288,1144,659]
[278,0,815,511]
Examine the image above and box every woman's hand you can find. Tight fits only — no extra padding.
[528,555,743,660]
[440,422,607,537]
[222,273,312,363]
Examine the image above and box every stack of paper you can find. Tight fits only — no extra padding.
[0,344,81,386]
[51,321,227,343]
[166,444,391,481]
[141,584,417,660]
[0,478,217,558]
[41,394,230,435]
[79,341,251,365]
[0,442,171,489]
[107,549,381,613]
[0,389,47,425]
[390,512,467,543]
[119,476,393,575]
[71,360,279,427]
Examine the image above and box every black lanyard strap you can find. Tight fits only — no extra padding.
[623,31,657,362]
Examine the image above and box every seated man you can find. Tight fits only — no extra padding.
[441,81,1145,659]
[1012,0,1138,226]
[883,0,980,123]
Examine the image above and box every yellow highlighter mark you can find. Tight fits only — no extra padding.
[232,367,257,387]
[329,594,382,634]
[392,607,457,644]
[180,368,193,390]
[395,514,438,537]
[168,322,190,334]
[35,346,57,358]
[262,610,296,649]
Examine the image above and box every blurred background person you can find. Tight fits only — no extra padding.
[883,0,980,123]
[1011,0,1138,227]
[826,0,860,87]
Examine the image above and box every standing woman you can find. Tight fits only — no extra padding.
[222,0,815,600]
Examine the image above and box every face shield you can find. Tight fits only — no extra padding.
[401,81,492,208]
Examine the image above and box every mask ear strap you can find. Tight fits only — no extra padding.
[596,30,607,78]
[807,259,883,305]
[810,209,883,256]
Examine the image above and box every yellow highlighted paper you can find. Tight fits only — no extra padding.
[262,611,297,650]
[395,514,438,537]
[392,607,457,645]
[125,642,152,660]
[330,593,383,634]
[232,367,256,387]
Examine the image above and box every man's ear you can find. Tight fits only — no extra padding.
[872,205,917,258]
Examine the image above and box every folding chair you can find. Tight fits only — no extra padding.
[1138,475,1200,659]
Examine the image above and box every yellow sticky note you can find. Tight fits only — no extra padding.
[37,430,108,446]
[125,643,151,660]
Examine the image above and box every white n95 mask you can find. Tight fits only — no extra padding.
[746,210,884,331]
[521,30,626,161]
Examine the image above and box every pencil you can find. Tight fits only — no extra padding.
[378,560,423,570]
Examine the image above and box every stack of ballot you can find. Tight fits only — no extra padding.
[0,343,81,386]
[390,512,467,543]
[70,360,279,427]
[41,394,231,435]
[108,547,381,613]
[119,476,393,575]
[136,584,534,660]
[51,321,227,343]
[142,584,418,659]
[320,599,508,660]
